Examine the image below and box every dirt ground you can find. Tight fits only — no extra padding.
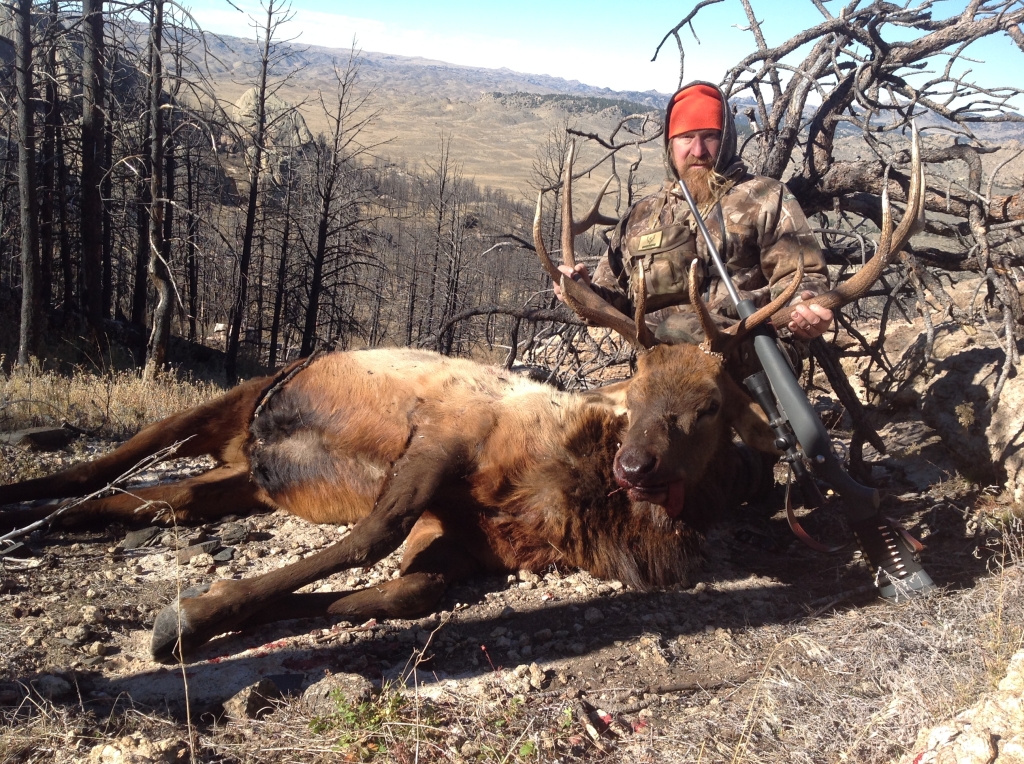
[2,402,1022,764]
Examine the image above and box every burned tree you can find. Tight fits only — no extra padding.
[81,0,106,353]
[224,0,294,384]
[13,0,39,365]
[297,52,380,357]
[142,0,169,379]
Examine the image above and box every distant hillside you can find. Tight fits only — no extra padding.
[200,34,1024,200]
[201,35,671,198]
[204,35,669,106]
[488,92,661,117]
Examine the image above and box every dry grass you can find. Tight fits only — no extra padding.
[0,359,221,441]
[199,676,600,763]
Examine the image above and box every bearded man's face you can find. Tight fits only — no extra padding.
[670,129,723,205]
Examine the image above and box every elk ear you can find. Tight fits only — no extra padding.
[722,375,780,454]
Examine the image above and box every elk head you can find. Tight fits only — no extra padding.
[610,343,780,517]
[534,145,778,517]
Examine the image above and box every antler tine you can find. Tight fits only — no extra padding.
[768,123,926,330]
[879,168,893,247]
[561,141,577,269]
[533,191,564,284]
[688,258,726,354]
[560,272,653,350]
[888,121,926,245]
[539,138,657,351]
[571,175,618,236]
[682,254,802,354]
[721,256,804,349]
[634,260,657,348]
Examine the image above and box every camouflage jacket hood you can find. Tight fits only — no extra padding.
[663,81,741,180]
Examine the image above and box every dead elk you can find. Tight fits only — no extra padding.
[0,344,777,661]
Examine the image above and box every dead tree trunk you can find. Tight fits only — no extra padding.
[81,0,107,354]
[130,108,152,337]
[225,0,279,384]
[268,182,291,369]
[102,121,113,318]
[15,0,40,366]
[300,196,329,356]
[54,123,72,313]
[143,0,170,380]
[184,152,199,343]
[39,0,58,314]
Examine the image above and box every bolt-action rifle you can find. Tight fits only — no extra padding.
[676,169,935,602]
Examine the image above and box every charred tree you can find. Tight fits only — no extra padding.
[15,0,40,365]
[225,0,286,384]
[299,52,379,355]
[81,0,107,354]
[131,106,152,335]
[38,0,60,313]
[143,0,170,380]
[268,180,292,369]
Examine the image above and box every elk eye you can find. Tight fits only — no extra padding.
[700,400,721,418]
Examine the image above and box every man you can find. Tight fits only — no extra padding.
[553,86,938,599]
[555,81,833,360]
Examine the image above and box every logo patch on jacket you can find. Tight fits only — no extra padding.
[637,231,663,251]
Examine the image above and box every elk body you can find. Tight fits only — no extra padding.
[1,344,775,661]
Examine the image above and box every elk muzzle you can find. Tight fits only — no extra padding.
[613,436,688,519]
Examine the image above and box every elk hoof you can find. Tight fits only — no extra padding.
[150,583,211,662]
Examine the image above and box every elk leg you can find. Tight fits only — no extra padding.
[1,371,278,505]
[150,439,467,662]
[0,465,274,530]
[226,573,450,630]
[181,513,481,639]
[321,511,485,618]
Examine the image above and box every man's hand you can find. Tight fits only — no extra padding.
[552,263,591,302]
[788,290,833,340]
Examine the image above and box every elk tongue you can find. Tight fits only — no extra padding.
[663,481,686,519]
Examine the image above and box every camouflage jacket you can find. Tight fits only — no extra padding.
[590,171,829,335]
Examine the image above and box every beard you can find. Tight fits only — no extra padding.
[679,160,725,208]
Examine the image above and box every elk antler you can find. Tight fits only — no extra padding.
[533,164,617,283]
[689,256,804,356]
[534,141,657,350]
[766,123,927,331]
[571,175,619,236]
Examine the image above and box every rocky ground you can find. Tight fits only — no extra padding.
[1,416,1022,763]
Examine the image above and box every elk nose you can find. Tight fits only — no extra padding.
[614,447,658,485]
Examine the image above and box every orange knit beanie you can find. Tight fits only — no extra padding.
[668,85,722,139]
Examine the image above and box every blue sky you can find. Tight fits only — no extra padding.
[184,0,1022,97]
